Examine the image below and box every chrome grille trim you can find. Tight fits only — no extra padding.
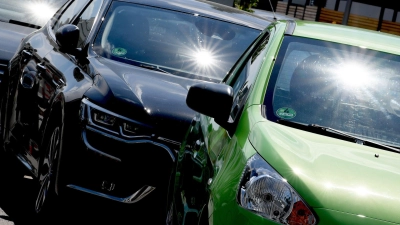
[82,98,149,127]
[157,137,181,146]
[82,129,122,162]
[85,125,176,162]
[67,184,156,204]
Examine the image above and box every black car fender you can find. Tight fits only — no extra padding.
[39,86,65,145]
[172,115,214,225]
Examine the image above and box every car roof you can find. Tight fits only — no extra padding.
[119,0,272,30]
[291,20,400,56]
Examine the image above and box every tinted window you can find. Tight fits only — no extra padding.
[76,0,102,47]
[92,2,261,82]
[52,0,88,32]
[230,35,269,120]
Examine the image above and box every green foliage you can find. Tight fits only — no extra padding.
[234,0,259,13]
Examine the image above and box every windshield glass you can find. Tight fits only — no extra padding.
[92,1,261,82]
[266,36,400,147]
[0,0,67,27]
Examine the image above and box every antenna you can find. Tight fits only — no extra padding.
[268,0,277,21]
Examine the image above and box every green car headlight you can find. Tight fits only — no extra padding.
[238,154,316,225]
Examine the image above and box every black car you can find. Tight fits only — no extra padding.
[0,0,270,220]
[0,0,67,88]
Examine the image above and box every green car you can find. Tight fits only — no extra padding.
[167,20,400,225]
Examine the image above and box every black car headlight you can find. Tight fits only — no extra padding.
[238,154,317,225]
[123,122,146,135]
[92,108,117,126]
[80,98,151,137]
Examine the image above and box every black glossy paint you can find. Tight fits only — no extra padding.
[85,57,200,141]
[0,0,271,219]
[0,22,36,62]
[0,22,38,98]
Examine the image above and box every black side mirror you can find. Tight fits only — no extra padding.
[55,24,80,55]
[186,82,233,129]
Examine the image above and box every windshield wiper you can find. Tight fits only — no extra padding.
[277,119,400,153]
[138,63,171,74]
[115,57,171,74]
[9,20,41,29]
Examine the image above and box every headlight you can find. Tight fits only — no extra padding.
[80,98,152,137]
[238,154,317,225]
[92,109,117,126]
[123,122,149,135]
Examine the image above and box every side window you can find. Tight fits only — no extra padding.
[52,0,89,33]
[75,0,103,47]
[49,0,71,28]
[230,35,270,120]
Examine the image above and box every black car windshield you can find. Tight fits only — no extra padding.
[0,0,67,27]
[92,1,261,82]
[266,36,400,147]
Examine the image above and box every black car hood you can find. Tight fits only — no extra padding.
[85,58,207,143]
[0,21,36,62]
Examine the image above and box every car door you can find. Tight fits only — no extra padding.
[172,30,272,225]
[41,0,103,168]
[4,0,102,177]
[4,0,74,174]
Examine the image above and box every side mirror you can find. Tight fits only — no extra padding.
[186,82,233,126]
[55,24,80,55]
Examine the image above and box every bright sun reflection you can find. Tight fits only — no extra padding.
[336,62,371,87]
[355,187,370,196]
[28,2,56,22]
[194,49,214,67]
[324,182,333,189]
[293,168,302,175]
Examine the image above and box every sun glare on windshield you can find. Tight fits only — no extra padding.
[336,61,371,87]
[194,49,215,67]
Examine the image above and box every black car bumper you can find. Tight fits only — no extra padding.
[60,99,178,205]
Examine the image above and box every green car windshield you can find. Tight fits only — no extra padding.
[266,36,400,148]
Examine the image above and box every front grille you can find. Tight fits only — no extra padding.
[78,98,177,199]
[85,125,176,161]
[80,126,175,198]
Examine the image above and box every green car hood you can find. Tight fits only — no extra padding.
[249,121,400,224]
